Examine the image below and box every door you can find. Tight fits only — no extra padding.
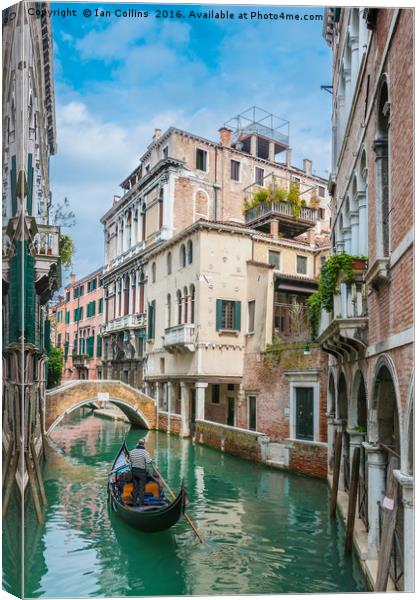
[190,389,196,434]
[249,396,257,431]
[295,387,314,440]
[227,397,235,427]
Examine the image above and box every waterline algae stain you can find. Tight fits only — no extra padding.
[10,410,366,597]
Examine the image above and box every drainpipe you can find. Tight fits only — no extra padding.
[214,146,218,221]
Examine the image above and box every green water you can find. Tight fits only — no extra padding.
[4,410,367,596]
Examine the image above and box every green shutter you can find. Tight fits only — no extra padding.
[44,319,51,352]
[8,250,20,343]
[234,301,241,331]
[80,306,83,320]
[98,298,103,314]
[64,340,69,359]
[147,302,155,339]
[86,336,94,358]
[11,155,17,216]
[65,311,70,324]
[92,300,96,316]
[27,153,33,215]
[25,250,35,344]
[216,299,223,331]
[96,336,102,357]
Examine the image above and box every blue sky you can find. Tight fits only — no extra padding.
[50,2,332,280]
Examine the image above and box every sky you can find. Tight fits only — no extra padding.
[50,2,332,280]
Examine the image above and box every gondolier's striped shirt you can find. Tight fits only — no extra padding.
[129,448,152,470]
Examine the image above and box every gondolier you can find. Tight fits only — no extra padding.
[129,439,152,506]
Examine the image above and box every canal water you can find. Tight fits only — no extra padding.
[4,409,367,597]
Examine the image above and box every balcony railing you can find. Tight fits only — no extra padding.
[34,224,60,257]
[101,313,146,334]
[103,241,145,274]
[163,324,195,352]
[318,279,368,357]
[244,200,317,225]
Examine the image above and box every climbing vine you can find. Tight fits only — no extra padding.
[306,253,368,339]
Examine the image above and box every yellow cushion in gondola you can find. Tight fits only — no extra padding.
[145,482,159,498]
[121,482,134,502]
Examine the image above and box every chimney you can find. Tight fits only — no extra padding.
[307,229,316,247]
[303,159,312,176]
[218,127,232,146]
[113,195,121,205]
[153,128,161,141]
[69,273,77,285]
[286,148,292,168]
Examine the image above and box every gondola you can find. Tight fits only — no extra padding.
[108,441,186,533]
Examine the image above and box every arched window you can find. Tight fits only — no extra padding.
[138,271,145,313]
[180,244,186,268]
[187,240,193,264]
[190,285,195,323]
[151,262,156,283]
[183,286,189,323]
[374,78,390,257]
[177,290,182,325]
[167,252,172,275]
[141,203,147,241]
[123,275,130,316]
[158,188,164,229]
[167,294,171,328]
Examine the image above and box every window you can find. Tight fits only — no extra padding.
[177,290,182,324]
[74,307,83,322]
[162,146,169,159]
[248,396,257,431]
[57,311,62,323]
[65,311,70,324]
[66,291,70,302]
[167,252,172,275]
[96,336,102,358]
[98,298,103,314]
[180,244,186,268]
[231,160,240,181]
[295,387,314,441]
[183,286,188,323]
[57,333,62,348]
[74,287,79,300]
[99,277,103,287]
[291,175,301,184]
[227,383,235,391]
[320,256,326,268]
[79,285,84,297]
[248,300,255,333]
[318,186,325,198]
[147,301,156,339]
[216,299,241,331]
[255,167,264,186]
[268,250,281,270]
[227,398,235,426]
[297,255,308,275]
[190,285,195,323]
[86,336,95,358]
[196,148,207,171]
[187,240,193,264]
[151,262,156,283]
[319,208,326,220]
[167,294,171,328]
[87,301,96,317]
[87,278,97,293]
[212,384,220,404]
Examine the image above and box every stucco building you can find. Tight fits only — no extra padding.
[322,7,413,591]
[100,109,331,478]
[51,269,104,380]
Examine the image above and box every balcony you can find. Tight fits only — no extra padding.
[163,324,196,353]
[103,241,145,275]
[317,279,368,360]
[101,313,146,335]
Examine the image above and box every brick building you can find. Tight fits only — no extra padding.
[321,7,413,591]
[99,108,331,478]
[51,269,104,380]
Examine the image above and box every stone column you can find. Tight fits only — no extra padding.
[131,209,136,248]
[357,191,368,256]
[350,211,359,255]
[326,411,337,477]
[250,134,257,157]
[268,141,275,162]
[363,442,387,559]
[342,226,352,253]
[144,381,150,396]
[128,272,134,315]
[393,470,414,592]
[167,381,173,433]
[270,220,279,238]
[348,429,365,473]
[155,382,162,410]
[373,137,389,258]
[180,382,190,437]
[195,382,208,421]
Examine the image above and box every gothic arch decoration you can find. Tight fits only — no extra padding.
[328,371,336,415]
[370,354,401,456]
[349,368,368,430]
[194,189,210,222]
[337,371,348,421]
[374,75,391,258]
[402,373,414,475]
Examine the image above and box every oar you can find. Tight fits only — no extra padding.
[152,463,206,545]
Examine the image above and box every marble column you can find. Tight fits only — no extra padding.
[342,226,352,253]
[268,141,275,162]
[195,382,208,421]
[180,382,190,437]
[326,411,337,477]
[393,470,414,592]
[350,211,360,255]
[155,382,162,411]
[363,442,387,559]
[250,134,257,157]
[348,429,365,476]
[167,381,173,433]
[357,191,368,256]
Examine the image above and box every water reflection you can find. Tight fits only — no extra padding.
[8,409,367,597]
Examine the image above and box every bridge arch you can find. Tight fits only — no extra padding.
[45,380,157,435]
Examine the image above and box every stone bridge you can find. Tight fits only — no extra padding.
[45,380,157,434]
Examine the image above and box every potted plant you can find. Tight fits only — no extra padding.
[351,257,368,271]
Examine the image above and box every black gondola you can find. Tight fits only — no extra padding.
[108,441,186,533]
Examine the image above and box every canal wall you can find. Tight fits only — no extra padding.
[288,440,328,479]
[158,412,182,435]
[194,419,269,462]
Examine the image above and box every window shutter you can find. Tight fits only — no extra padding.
[96,336,102,357]
[64,341,69,359]
[87,336,94,358]
[24,245,35,344]
[27,153,34,215]
[216,299,223,330]
[11,155,17,216]
[92,300,96,316]
[44,319,51,353]
[147,303,155,339]
[234,301,241,331]
[65,311,70,324]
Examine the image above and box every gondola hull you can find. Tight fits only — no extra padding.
[108,441,186,533]
[109,486,186,532]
